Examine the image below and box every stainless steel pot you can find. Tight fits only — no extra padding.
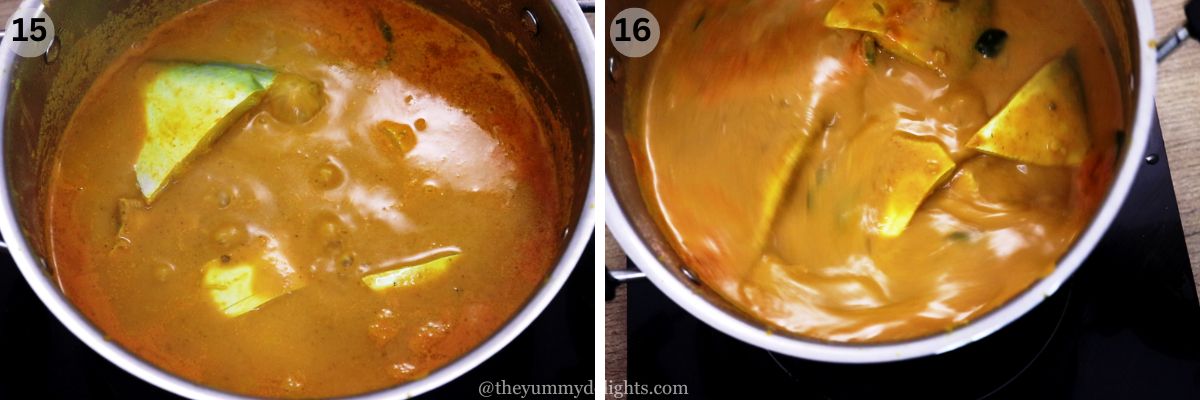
[0,0,595,398]
[606,0,1165,363]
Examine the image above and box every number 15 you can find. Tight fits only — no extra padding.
[12,17,47,42]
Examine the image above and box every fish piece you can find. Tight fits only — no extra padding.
[825,0,992,76]
[362,254,458,291]
[202,250,303,317]
[770,121,956,268]
[967,58,1090,166]
[136,62,276,201]
[872,134,958,237]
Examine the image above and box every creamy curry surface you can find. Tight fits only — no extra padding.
[634,0,1123,342]
[47,0,562,397]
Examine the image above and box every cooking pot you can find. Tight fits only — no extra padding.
[606,0,1183,363]
[0,0,595,398]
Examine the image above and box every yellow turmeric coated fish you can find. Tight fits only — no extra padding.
[361,253,459,292]
[825,0,992,76]
[202,250,305,318]
[871,133,957,237]
[770,122,957,272]
[136,62,276,201]
[967,58,1090,166]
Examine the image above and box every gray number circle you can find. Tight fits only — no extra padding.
[610,8,660,58]
[4,8,55,58]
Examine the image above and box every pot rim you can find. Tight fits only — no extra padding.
[604,0,1158,364]
[0,0,597,398]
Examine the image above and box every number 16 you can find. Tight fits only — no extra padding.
[614,17,651,42]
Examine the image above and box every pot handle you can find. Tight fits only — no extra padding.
[605,260,645,301]
[1158,0,1199,62]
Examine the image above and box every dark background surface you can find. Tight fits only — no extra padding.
[627,116,1200,399]
[0,237,595,399]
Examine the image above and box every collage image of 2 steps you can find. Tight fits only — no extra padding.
[0,0,1198,399]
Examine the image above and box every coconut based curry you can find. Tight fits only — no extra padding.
[47,0,563,397]
[633,0,1123,342]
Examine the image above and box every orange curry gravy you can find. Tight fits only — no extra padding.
[47,0,562,397]
[633,0,1122,342]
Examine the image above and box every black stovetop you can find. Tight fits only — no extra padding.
[628,114,1200,400]
[0,230,594,399]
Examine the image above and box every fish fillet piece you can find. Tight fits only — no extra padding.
[825,0,992,76]
[136,62,276,201]
[967,58,1090,166]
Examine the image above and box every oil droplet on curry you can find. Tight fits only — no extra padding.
[632,0,1123,342]
[46,0,563,397]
